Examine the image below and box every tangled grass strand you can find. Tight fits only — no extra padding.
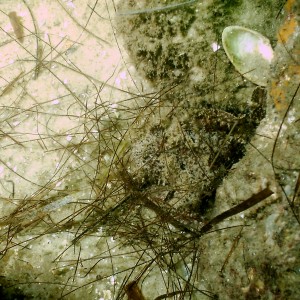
[117,0,199,16]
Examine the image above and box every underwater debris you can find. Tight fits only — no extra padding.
[8,11,24,43]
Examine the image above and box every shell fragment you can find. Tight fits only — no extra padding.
[222,26,274,86]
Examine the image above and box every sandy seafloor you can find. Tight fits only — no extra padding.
[0,0,299,299]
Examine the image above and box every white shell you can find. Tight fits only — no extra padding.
[222,26,274,86]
